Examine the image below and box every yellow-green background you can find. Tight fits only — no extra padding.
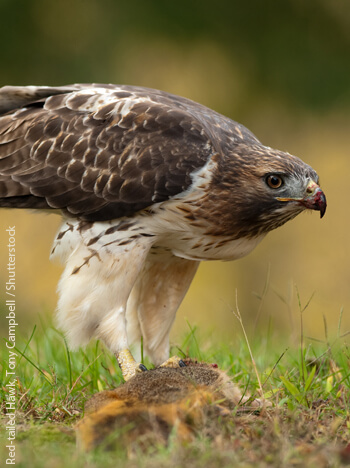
[0,0,349,346]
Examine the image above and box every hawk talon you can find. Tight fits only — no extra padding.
[138,363,148,372]
[159,355,187,369]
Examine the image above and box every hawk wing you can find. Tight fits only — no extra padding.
[0,84,253,221]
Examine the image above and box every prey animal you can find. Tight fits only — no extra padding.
[0,84,326,380]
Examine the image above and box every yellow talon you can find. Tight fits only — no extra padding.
[159,355,186,369]
[116,348,147,381]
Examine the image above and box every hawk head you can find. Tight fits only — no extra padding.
[201,143,327,239]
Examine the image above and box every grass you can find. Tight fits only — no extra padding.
[1,311,350,467]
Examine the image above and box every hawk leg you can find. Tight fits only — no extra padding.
[116,348,147,381]
[126,253,199,365]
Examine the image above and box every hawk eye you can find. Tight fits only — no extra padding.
[266,174,283,189]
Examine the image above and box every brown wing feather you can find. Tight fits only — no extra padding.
[0,85,217,221]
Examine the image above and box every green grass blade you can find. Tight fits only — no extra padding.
[304,365,316,392]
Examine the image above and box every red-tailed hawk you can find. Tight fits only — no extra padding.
[0,84,326,380]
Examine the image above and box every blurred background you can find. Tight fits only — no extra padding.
[0,0,349,350]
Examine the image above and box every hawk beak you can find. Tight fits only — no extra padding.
[277,180,327,218]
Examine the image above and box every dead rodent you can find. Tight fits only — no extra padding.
[76,360,269,451]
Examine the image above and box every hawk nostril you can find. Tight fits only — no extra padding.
[306,181,318,194]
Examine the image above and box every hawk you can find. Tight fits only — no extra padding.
[0,84,326,380]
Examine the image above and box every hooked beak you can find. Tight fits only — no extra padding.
[277,180,327,218]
